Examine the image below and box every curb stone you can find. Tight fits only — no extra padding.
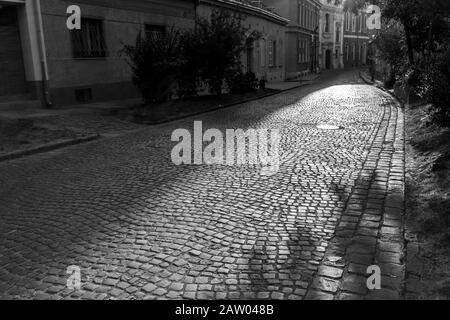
[360,70,426,299]
[142,76,321,126]
[359,71,405,108]
[0,134,100,163]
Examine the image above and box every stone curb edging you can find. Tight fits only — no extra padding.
[359,70,426,299]
[0,78,318,163]
[359,71,406,107]
[0,134,100,163]
[144,78,320,126]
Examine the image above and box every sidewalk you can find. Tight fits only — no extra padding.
[266,73,321,91]
[0,98,141,120]
[0,99,146,162]
[0,74,322,161]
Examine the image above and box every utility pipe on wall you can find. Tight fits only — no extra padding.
[33,0,52,108]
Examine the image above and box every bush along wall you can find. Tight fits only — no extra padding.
[122,9,263,105]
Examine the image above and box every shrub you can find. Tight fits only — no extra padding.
[384,73,396,89]
[122,28,181,104]
[418,44,450,126]
[226,70,258,94]
[178,31,202,99]
[194,9,248,95]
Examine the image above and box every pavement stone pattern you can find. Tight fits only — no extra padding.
[0,69,406,300]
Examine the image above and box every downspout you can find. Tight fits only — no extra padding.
[34,0,52,108]
[194,0,199,30]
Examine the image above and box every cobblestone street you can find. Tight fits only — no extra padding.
[0,69,406,300]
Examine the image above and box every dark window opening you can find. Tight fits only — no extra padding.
[145,24,166,39]
[75,88,93,103]
[71,18,107,58]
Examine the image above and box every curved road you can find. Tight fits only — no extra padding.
[0,69,405,300]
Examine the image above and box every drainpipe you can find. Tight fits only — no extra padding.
[194,0,200,30]
[34,0,52,108]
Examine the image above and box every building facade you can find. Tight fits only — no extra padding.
[198,0,288,84]
[0,0,286,107]
[0,0,195,107]
[264,0,321,79]
[343,8,370,68]
[318,0,344,70]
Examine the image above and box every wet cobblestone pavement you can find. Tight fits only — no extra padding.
[0,69,405,300]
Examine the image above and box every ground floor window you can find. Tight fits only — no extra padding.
[298,38,309,63]
[71,18,107,58]
[268,40,276,67]
[145,24,165,39]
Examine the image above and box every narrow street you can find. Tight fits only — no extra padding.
[0,69,405,300]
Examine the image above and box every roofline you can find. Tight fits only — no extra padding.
[198,0,290,25]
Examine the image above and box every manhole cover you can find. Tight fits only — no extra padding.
[316,124,343,130]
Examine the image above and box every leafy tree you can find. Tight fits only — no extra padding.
[178,31,202,98]
[122,28,181,104]
[194,9,248,95]
[350,0,450,66]
[372,19,405,84]
[418,40,450,126]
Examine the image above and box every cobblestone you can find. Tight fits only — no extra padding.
[0,69,405,300]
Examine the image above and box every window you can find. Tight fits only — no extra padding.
[352,14,356,32]
[313,9,315,29]
[246,46,253,73]
[71,18,107,58]
[359,14,363,32]
[298,38,309,63]
[298,39,303,63]
[346,12,350,31]
[75,88,92,103]
[303,3,306,27]
[325,14,330,33]
[145,24,165,39]
[308,5,312,29]
[268,40,276,67]
[305,40,308,62]
[336,25,340,42]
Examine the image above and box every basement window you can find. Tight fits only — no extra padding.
[145,24,166,39]
[75,88,93,103]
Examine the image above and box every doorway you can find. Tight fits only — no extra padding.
[0,4,27,97]
[325,50,331,70]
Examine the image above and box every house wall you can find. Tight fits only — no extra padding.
[318,0,344,70]
[265,0,320,79]
[6,0,286,106]
[0,0,45,102]
[197,1,287,84]
[40,0,195,106]
[0,4,27,96]
[343,9,369,68]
